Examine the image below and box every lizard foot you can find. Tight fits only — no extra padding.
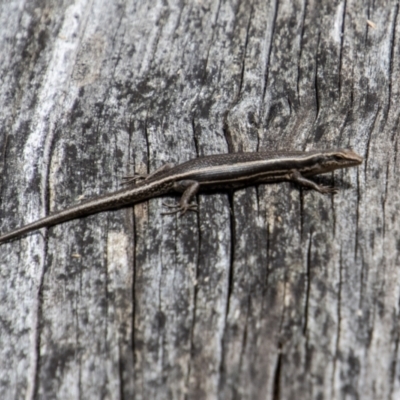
[161,202,198,216]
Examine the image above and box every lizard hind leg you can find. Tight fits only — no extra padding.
[162,180,200,216]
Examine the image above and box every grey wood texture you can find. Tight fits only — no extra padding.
[0,0,399,399]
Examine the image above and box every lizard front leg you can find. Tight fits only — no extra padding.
[288,170,338,194]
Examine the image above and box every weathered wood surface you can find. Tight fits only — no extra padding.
[1,0,399,399]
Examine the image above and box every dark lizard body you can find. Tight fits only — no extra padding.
[0,149,363,243]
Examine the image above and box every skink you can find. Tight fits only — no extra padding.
[0,149,363,243]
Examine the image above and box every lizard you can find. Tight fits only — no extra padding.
[0,149,363,244]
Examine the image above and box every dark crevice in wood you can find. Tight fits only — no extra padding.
[337,107,350,145]
[358,239,368,310]
[314,33,321,124]
[77,258,83,399]
[387,3,399,120]
[296,0,308,102]
[118,343,124,400]
[237,236,253,380]
[363,107,375,175]
[358,249,365,324]
[368,103,386,140]
[382,160,389,240]
[264,220,271,292]
[128,104,137,393]
[303,231,313,335]
[225,191,236,317]
[237,3,253,99]
[144,108,151,173]
[0,129,9,182]
[185,289,198,396]
[354,169,361,262]
[338,0,347,98]
[32,249,47,400]
[103,229,112,397]
[237,301,249,387]
[329,174,336,238]
[363,106,380,176]
[172,3,184,38]
[110,34,129,180]
[146,10,165,81]
[277,281,287,357]
[217,328,227,397]
[299,188,304,240]
[222,110,234,155]
[126,115,134,173]
[92,18,128,152]
[156,224,167,383]
[111,12,126,66]
[201,0,222,83]
[255,185,261,216]
[104,231,111,315]
[364,3,370,44]
[216,192,233,396]
[331,249,344,399]
[44,118,59,217]
[394,136,399,168]
[185,212,201,396]
[365,6,372,42]
[287,96,292,117]
[31,106,58,399]
[349,77,354,118]
[191,115,200,156]
[272,345,282,400]
[131,211,137,391]
[389,309,400,399]
[262,0,279,102]
[390,110,400,143]
[93,88,109,140]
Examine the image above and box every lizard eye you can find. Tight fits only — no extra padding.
[334,152,348,160]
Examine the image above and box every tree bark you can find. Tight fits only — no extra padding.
[1,0,399,399]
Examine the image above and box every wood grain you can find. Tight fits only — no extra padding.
[0,0,399,399]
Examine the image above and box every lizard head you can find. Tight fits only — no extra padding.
[304,149,363,175]
[328,149,363,170]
